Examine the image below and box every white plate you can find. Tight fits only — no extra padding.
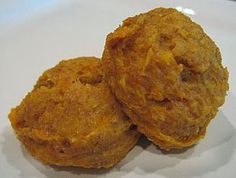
[1,0,236,177]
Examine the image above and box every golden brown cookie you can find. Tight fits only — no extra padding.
[102,8,228,150]
[9,57,139,168]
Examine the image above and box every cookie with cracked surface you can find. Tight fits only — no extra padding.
[9,57,139,168]
[102,8,228,150]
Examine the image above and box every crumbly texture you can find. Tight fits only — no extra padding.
[9,57,139,168]
[102,8,229,150]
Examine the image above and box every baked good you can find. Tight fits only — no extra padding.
[102,8,228,150]
[9,57,139,168]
